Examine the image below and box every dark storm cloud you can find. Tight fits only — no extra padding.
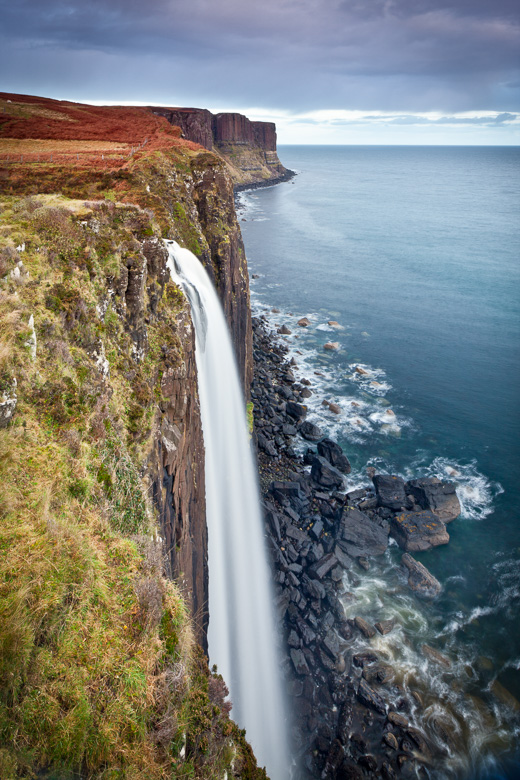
[0,0,519,112]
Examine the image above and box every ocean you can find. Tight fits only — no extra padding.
[237,146,520,778]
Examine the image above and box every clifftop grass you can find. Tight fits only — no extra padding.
[0,194,266,779]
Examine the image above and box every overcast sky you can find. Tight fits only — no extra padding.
[1,0,519,143]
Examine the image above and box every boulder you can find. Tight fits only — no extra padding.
[309,552,338,579]
[317,438,351,474]
[286,400,307,421]
[353,650,378,668]
[357,678,386,715]
[422,644,451,668]
[299,420,324,442]
[373,474,407,510]
[270,480,302,503]
[387,711,408,728]
[375,619,395,636]
[257,432,277,457]
[329,403,342,414]
[390,510,449,552]
[401,553,441,598]
[324,341,340,350]
[354,617,376,638]
[311,455,345,490]
[290,648,310,675]
[363,665,393,685]
[278,324,291,335]
[383,732,399,751]
[297,317,311,327]
[406,477,461,523]
[337,507,389,558]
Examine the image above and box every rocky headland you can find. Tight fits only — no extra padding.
[151,106,294,187]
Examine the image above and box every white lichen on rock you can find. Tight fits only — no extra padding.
[0,377,17,428]
[93,339,110,377]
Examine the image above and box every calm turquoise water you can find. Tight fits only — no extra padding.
[237,146,520,777]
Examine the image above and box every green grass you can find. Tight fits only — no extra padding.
[0,193,267,779]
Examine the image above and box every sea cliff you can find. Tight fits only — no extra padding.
[151,106,292,187]
[0,93,264,779]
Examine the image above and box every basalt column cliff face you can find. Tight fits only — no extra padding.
[151,106,291,187]
[0,94,271,778]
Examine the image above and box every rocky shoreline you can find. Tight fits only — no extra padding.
[234,168,297,193]
[251,313,461,780]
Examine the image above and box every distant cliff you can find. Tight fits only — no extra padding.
[151,106,293,187]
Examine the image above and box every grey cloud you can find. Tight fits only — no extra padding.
[0,0,519,114]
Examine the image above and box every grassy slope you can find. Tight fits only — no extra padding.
[0,97,266,780]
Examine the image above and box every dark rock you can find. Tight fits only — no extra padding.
[302,575,326,601]
[406,477,461,523]
[288,629,301,648]
[387,711,408,728]
[299,420,324,442]
[322,738,345,777]
[346,488,367,502]
[310,518,324,539]
[266,510,281,541]
[373,474,407,510]
[363,665,393,685]
[257,432,278,457]
[358,496,378,510]
[291,648,311,676]
[286,524,310,545]
[317,438,352,474]
[357,557,370,570]
[304,448,317,465]
[322,629,340,658]
[353,650,378,668]
[354,617,376,639]
[282,423,297,436]
[311,455,345,489]
[401,553,442,598]
[336,703,353,747]
[358,754,378,771]
[286,400,307,420]
[390,511,449,552]
[334,544,352,569]
[309,552,338,579]
[337,507,389,558]
[406,726,431,756]
[383,732,399,750]
[382,760,397,779]
[357,678,387,715]
[278,324,292,335]
[297,621,317,647]
[270,480,302,502]
[375,619,395,635]
[422,644,451,668]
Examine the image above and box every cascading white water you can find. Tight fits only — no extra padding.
[166,241,289,779]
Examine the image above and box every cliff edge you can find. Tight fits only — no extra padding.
[151,106,293,187]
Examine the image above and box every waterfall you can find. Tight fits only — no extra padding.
[166,241,289,779]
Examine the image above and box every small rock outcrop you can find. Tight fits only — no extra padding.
[406,477,461,522]
[401,553,442,598]
[390,510,449,552]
